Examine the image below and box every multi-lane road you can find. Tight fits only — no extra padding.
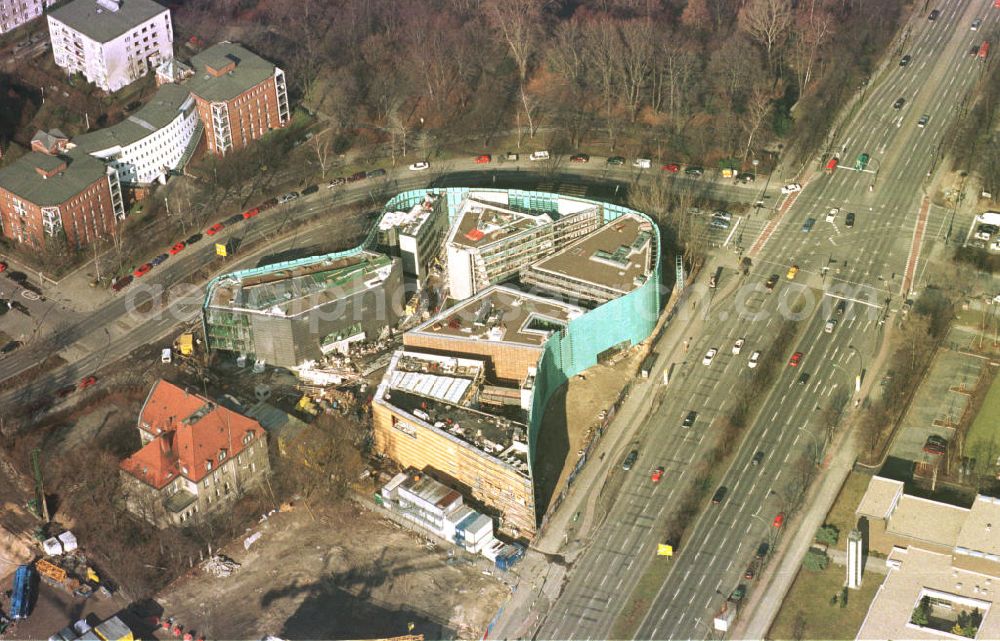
[537,1,996,639]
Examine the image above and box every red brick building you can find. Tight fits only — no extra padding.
[0,141,125,250]
[119,379,271,527]
[184,42,289,156]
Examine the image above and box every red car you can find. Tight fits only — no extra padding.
[788,352,803,367]
[0,261,7,272]
[773,512,785,528]
[169,242,186,255]
[133,263,152,277]
[474,155,492,164]
[78,376,97,390]
[662,163,680,173]
[242,207,259,219]
[206,223,225,236]
[651,466,665,483]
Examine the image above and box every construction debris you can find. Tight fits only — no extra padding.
[201,555,240,578]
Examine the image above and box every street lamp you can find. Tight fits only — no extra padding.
[797,426,822,465]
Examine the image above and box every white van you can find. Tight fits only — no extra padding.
[161,348,172,363]
[633,158,652,169]
[529,150,550,161]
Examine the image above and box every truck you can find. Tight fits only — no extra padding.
[978,41,990,60]
[10,564,34,619]
[640,353,658,378]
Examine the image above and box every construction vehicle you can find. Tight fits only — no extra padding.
[35,556,104,598]
[174,332,194,357]
[10,564,34,619]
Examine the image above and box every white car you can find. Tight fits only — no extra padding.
[825,319,838,334]
[278,192,299,204]
[732,338,745,355]
[409,161,430,171]
[633,158,652,169]
[529,151,550,161]
[781,183,802,194]
[826,207,839,223]
[703,348,718,366]
[748,350,761,369]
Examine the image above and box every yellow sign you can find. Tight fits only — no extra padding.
[215,242,227,257]
[657,544,674,557]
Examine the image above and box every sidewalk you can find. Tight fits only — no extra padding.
[486,255,747,640]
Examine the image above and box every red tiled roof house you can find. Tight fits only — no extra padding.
[119,379,270,527]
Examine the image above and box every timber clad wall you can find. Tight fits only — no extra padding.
[372,403,536,537]
[402,333,542,384]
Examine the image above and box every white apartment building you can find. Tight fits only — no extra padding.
[70,83,201,185]
[47,0,172,93]
[1,0,54,35]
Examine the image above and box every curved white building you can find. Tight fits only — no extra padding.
[71,83,201,185]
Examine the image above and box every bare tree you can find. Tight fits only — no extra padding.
[742,87,774,161]
[789,8,834,95]
[310,134,334,181]
[738,0,793,71]
[486,0,544,139]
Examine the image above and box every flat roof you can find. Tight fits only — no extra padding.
[384,388,529,476]
[525,213,654,294]
[856,476,905,520]
[449,197,553,249]
[378,193,442,237]
[49,0,168,43]
[386,351,485,406]
[956,495,1000,558]
[856,546,1000,640]
[409,284,584,348]
[886,494,968,548]
[72,83,192,153]
[0,149,109,206]
[208,251,394,317]
[187,42,277,103]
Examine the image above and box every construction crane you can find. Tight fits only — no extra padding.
[31,448,49,522]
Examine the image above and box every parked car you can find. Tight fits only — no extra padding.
[169,242,185,255]
[111,275,133,292]
[57,384,76,398]
[347,171,367,182]
[845,212,856,227]
[0,261,6,272]
[781,183,802,194]
[606,156,626,166]
[302,184,319,195]
[622,450,639,471]
[529,151,550,161]
[474,154,492,164]
[278,191,299,203]
[570,153,590,163]
[78,375,97,390]
[186,233,203,244]
[408,161,430,171]
[0,340,22,355]
[367,168,387,178]
[242,208,260,219]
[684,166,704,176]
[134,263,153,277]
[802,218,816,232]
[786,265,799,280]
[756,542,770,559]
[506,152,519,161]
[662,163,680,173]
[765,274,779,290]
[633,158,652,169]
[225,214,244,224]
[260,197,279,210]
[327,177,346,188]
[826,207,839,223]
[773,513,786,528]
[150,253,169,266]
[736,172,755,183]
[744,565,756,580]
[206,223,224,236]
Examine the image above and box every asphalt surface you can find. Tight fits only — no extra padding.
[535,1,997,639]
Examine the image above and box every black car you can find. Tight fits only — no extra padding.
[845,212,856,228]
[928,8,940,20]
[893,97,906,109]
[367,168,387,178]
[799,372,811,385]
[150,253,169,267]
[765,274,779,291]
[736,172,755,183]
[186,233,203,244]
[835,299,847,315]
[10,300,30,315]
[752,451,765,465]
[0,340,22,355]
[682,411,698,428]
[756,541,770,559]
[712,486,728,504]
[225,214,244,224]
[900,54,912,67]
[347,171,367,182]
[607,156,626,166]
[302,184,319,195]
[622,449,639,471]
[111,274,133,292]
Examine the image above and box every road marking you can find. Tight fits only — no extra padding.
[901,196,930,297]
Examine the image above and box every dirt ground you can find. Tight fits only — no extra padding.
[154,500,508,640]
[533,347,647,514]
